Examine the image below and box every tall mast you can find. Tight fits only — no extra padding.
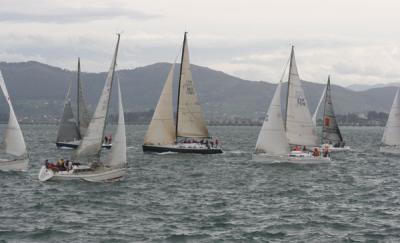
[77,57,81,132]
[175,32,187,141]
[284,45,294,130]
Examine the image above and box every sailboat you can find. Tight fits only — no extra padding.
[38,34,126,182]
[318,76,350,152]
[254,46,330,162]
[380,88,400,154]
[142,32,222,154]
[0,71,29,171]
[56,59,111,149]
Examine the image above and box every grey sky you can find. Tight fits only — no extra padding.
[0,0,399,86]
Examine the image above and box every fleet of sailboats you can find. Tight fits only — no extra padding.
[56,58,111,149]
[0,71,29,171]
[142,32,222,154]
[38,34,126,181]
[0,32,396,178]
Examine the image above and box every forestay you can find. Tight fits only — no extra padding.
[255,82,290,155]
[0,71,27,157]
[321,76,343,145]
[107,76,126,167]
[56,79,80,143]
[75,34,120,161]
[144,63,176,145]
[285,46,318,146]
[382,88,400,146]
[176,33,209,138]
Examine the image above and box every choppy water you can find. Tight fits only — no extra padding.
[1,125,400,242]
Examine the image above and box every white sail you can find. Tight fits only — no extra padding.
[285,46,318,146]
[0,71,27,157]
[255,82,290,154]
[312,86,327,126]
[77,58,91,136]
[382,88,400,146]
[107,75,126,167]
[144,63,176,145]
[75,34,120,160]
[56,79,80,143]
[176,32,209,138]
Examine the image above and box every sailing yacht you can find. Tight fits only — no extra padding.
[56,59,111,149]
[38,34,126,182]
[315,76,350,152]
[380,88,400,154]
[142,32,222,154]
[0,71,29,171]
[255,46,329,162]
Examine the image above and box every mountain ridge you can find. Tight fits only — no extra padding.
[0,61,397,120]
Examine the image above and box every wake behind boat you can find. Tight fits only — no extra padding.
[0,71,29,171]
[254,46,330,163]
[39,34,126,182]
[55,58,112,150]
[380,88,400,154]
[142,32,222,154]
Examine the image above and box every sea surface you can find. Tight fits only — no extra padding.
[0,125,399,242]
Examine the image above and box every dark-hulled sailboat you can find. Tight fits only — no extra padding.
[56,59,111,149]
[142,32,222,154]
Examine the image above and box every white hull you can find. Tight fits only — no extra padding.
[252,152,330,164]
[38,165,126,182]
[380,146,400,154]
[0,158,29,171]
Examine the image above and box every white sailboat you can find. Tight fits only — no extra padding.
[38,34,126,182]
[0,71,29,171]
[142,32,222,154]
[254,47,329,163]
[56,58,111,149]
[380,88,400,154]
[284,46,330,162]
[317,76,350,152]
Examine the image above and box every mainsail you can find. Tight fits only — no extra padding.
[56,80,81,143]
[382,88,400,146]
[77,58,91,136]
[284,46,318,146]
[255,82,290,154]
[176,32,209,138]
[321,76,343,145]
[0,71,27,157]
[75,34,120,161]
[144,63,176,145]
[107,75,126,167]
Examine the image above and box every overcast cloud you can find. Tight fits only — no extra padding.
[0,0,399,86]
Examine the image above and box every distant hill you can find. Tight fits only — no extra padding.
[0,61,397,120]
[347,82,400,91]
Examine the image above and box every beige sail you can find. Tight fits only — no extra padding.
[176,33,209,138]
[144,63,176,145]
[285,46,318,146]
